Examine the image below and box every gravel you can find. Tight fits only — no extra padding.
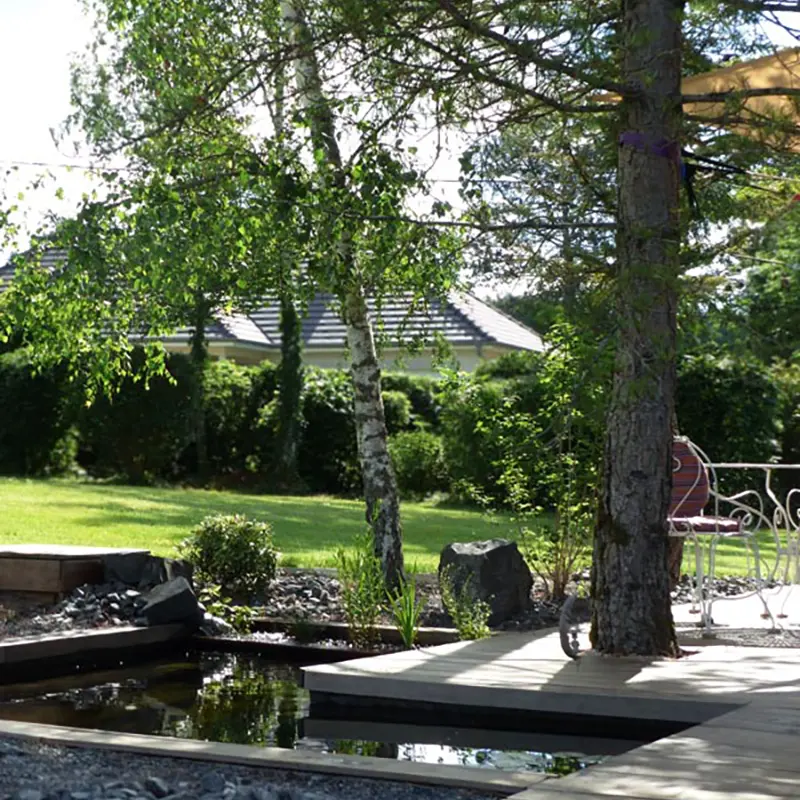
[0,569,789,644]
[0,738,497,800]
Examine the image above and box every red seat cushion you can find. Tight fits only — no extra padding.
[670,440,710,517]
[669,516,744,536]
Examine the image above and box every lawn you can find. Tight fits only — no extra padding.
[0,477,773,577]
[0,478,518,572]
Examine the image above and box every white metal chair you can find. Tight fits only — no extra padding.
[668,436,767,634]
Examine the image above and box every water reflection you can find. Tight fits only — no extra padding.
[0,652,604,775]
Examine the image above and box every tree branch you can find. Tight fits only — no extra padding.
[433,0,631,96]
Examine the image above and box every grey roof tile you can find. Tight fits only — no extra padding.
[2,248,543,355]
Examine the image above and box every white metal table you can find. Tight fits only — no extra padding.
[709,462,800,620]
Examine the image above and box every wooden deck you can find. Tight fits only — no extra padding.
[303,593,800,799]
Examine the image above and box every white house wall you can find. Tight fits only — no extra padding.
[164,342,517,374]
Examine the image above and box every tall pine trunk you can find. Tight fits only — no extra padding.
[281,0,404,587]
[590,0,683,656]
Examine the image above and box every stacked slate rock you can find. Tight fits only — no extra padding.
[4,555,232,639]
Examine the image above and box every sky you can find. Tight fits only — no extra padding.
[0,0,96,244]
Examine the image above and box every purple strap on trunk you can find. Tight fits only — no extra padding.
[619,131,680,162]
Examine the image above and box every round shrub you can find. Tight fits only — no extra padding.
[389,430,449,497]
[440,378,508,502]
[382,390,412,434]
[179,513,277,598]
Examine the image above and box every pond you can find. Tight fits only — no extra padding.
[0,650,646,775]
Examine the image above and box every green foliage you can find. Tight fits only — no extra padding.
[179,513,277,599]
[773,360,800,494]
[382,373,441,430]
[475,349,544,380]
[382,389,412,434]
[676,355,780,493]
[201,360,257,477]
[386,568,423,648]
[335,528,385,649]
[78,347,194,483]
[388,430,449,498]
[440,323,607,510]
[298,367,360,494]
[439,564,491,640]
[439,379,508,504]
[0,350,80,476]
[197,582,256,634]
[518,506,592,601]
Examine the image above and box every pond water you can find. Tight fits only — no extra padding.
[0,650,640,775]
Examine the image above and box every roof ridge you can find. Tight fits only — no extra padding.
[442,291,489,342]
[467,291,546,342]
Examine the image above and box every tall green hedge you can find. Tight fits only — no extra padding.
[78,348,195,483]
[0,350,80,475]
[1,341,787,506]
[676,355,780,494]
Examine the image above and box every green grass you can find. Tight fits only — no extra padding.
[0,478,518,572]
[0,477,775,577]
[684,530,780,580]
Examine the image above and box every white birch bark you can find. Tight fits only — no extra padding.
[280,0,404,586]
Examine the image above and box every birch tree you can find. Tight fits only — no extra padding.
[5,0,459,587]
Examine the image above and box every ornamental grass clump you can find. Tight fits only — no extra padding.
[439,565,491,640]
[336,528,385,650]
[387,567,424,649]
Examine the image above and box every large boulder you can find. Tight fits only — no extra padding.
[141,576,202,627]
[104,553,193,590]
[438,539,533,626]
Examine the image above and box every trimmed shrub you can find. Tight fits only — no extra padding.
[0,349,80,475]
[179,513,277,598]
[677,355,780,494]
[78,348,194,483]
[202,360,257,475]
[476,349,544,380]
[389,430,449,497]
[440,378,509,503]
[298,367,361,494]
[382,390,412,434]
[382,373,441,430]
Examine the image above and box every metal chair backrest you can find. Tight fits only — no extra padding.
[670,438,710,518]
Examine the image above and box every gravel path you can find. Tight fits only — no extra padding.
[0,738,498,800]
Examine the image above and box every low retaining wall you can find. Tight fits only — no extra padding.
[251,618,460,647]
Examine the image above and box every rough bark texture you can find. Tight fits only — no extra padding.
[590,0,683,656]
[281,0,404,587]
[345,286,404,587]
[274,292,304,490]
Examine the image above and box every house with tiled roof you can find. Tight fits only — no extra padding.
[1,249,544,374]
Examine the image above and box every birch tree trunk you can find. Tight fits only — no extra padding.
[281,0,404,586]
[590,0,683,656]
